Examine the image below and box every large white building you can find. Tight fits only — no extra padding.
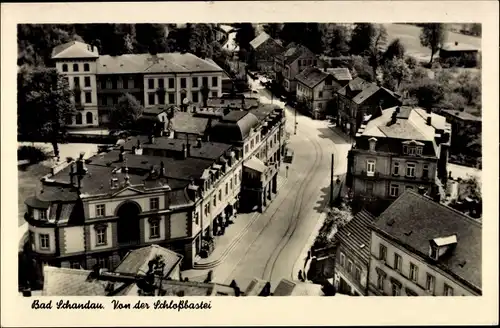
[51,41,224,127]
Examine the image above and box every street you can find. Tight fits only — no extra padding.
[206,77,352,290]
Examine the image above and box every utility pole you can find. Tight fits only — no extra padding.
[330,153,335,208]
[294,107,297,135]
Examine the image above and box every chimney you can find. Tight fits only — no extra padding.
[427,116,432,126]
[426,107,432,114]
[76,153,87,176]
[69,163,75,185]
[196,138,202,148]
[391,111,397,124]
[187,144,191,157]
[149,134,155,144]
[182,144,187,159]
[160,161,166,177]
[241,97,245,110]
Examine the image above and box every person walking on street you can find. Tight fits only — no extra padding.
[286,165,289,178]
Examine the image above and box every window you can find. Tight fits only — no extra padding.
[158,78,164,89]
[425,274,435,294]
[213,195,217,207]
[106,79,112,89]
[391,280,401,296]
[393,162,400,175]
[73,63,79,72]
[379,244,387,261]
[86,112,93,124]
[84,76,91,87]
[180,78,186,88]
[123,79,128,89]
[202,77,208,86]
[112,80,117,89]
[39,234,50,249]
[245,145,249,154]
[318,91,323,98]
[96,204,106,217]
[148,93,155,105]
[84,63,90,71]
[430,245,438,260]
[118,78,125,89]
[211,91,218,98]
[390,184,399,197]
[365,181,374,195]
[366,160,375,176]
[62,64,68,72]
[192,77,199,88]
[212,76,218,87]
[168,78,175,88]
[148,79,154,89]
[339,252,346,267]
[444,284,454,296]
[75,113,82,124]
[298,59,301,66]
[354,266,361,282]
[406,163,416,177]
[409,263,419,282]
[218,189,222,201]
[318,103,323,109]
[230,179,233,190]
[168,93,175,104]
[38,209,47,221]
[250,139,254,149]
[158,93,165,105]
[150,197,159,210]
[96,226,107,246]
[225,182,229,195]
[85,92,92,103]
[394,253,402,271]
[422,164,429,179]
[192,92,199,103]
[73,76,80,87]
[347,260,353,273]
[150,220,160,239]
[416,147,423,155]
[377,272,385,290]
[256,134,260,143]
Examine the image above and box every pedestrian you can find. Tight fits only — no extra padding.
[286,165,289,178]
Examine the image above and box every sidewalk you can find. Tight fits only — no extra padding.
[182,168,289,279]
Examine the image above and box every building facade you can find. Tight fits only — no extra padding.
[347,106,451,205]
[24,103,286,283]
[51,41,223,128]
[249,32,284,73]
[368,190,481,296]
[336,77,402,136]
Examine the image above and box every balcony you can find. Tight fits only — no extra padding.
[97,87,142,94]
[360,170,379,179]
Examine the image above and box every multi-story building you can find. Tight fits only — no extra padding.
[347,106,451,205]
[333,210,376,296]
[296,67,352,119]
[368,190,481,296]
[51,41,224,127]
[273,43,325,94]
[23,103,286,283]
[336,77,402,136]
[249,32,284,73]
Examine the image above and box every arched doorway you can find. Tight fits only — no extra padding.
[116,202,141,245]
[86,112,93,124]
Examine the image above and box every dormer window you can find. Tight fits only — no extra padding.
[38,209,47,221]
[403,140,424,156]
[368,137,377,151]
[429,235,458,261]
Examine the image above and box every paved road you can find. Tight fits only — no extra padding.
[211,78,352,291]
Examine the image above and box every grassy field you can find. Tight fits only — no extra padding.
[384,23,481,62]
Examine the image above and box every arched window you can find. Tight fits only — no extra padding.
[76,113,82,125]
[86,112,93,124]
[62,64,68,72]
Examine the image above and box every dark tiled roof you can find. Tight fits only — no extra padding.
[42,266,126,296]
[114,244,183,277]
[296,67,330,89]
[248,104,280,121]
[171,112,209,135]
[335,210,376,264]
[97,53,223,75]
[210,112,260,142]
[280,44,314,65]
[337,77,396,105]
[371,190,482,291]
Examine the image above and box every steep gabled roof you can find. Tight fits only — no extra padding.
[114,245,183,277]
[296,67,329,89]
[326,67,353,81]
[250,32,271,50]
[335,210,377,264]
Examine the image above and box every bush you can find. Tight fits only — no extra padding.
[18,145,48,164]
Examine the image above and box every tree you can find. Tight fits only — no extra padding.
[419,23,447,64]
[109,93,144,129]
[135,24,168,54]
[280,23,324,54]
[234,23,256,52]
[383,38,405,62]
[470,23,481,36]
[18,67,75,157]
[322,24,350,57]
[349,23,376,55]
[381,58,412,91]
[407,78,444,110]
[263,23,283,39]
[351,55,375,82]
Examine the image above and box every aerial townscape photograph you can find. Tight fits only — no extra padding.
[16,21,483,298]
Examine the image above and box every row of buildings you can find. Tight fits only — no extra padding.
[23,46,288,289]
[332,189,481,296]
[248,32,402,131]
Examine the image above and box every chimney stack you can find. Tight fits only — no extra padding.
[455,41,458,46]
[391,111,397,124]
[427,116,432,126]
[418,186,426,195]
[137,140,141,149]
[395,106,401,114]
[186,143,191,157]
[119,146,124,162]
